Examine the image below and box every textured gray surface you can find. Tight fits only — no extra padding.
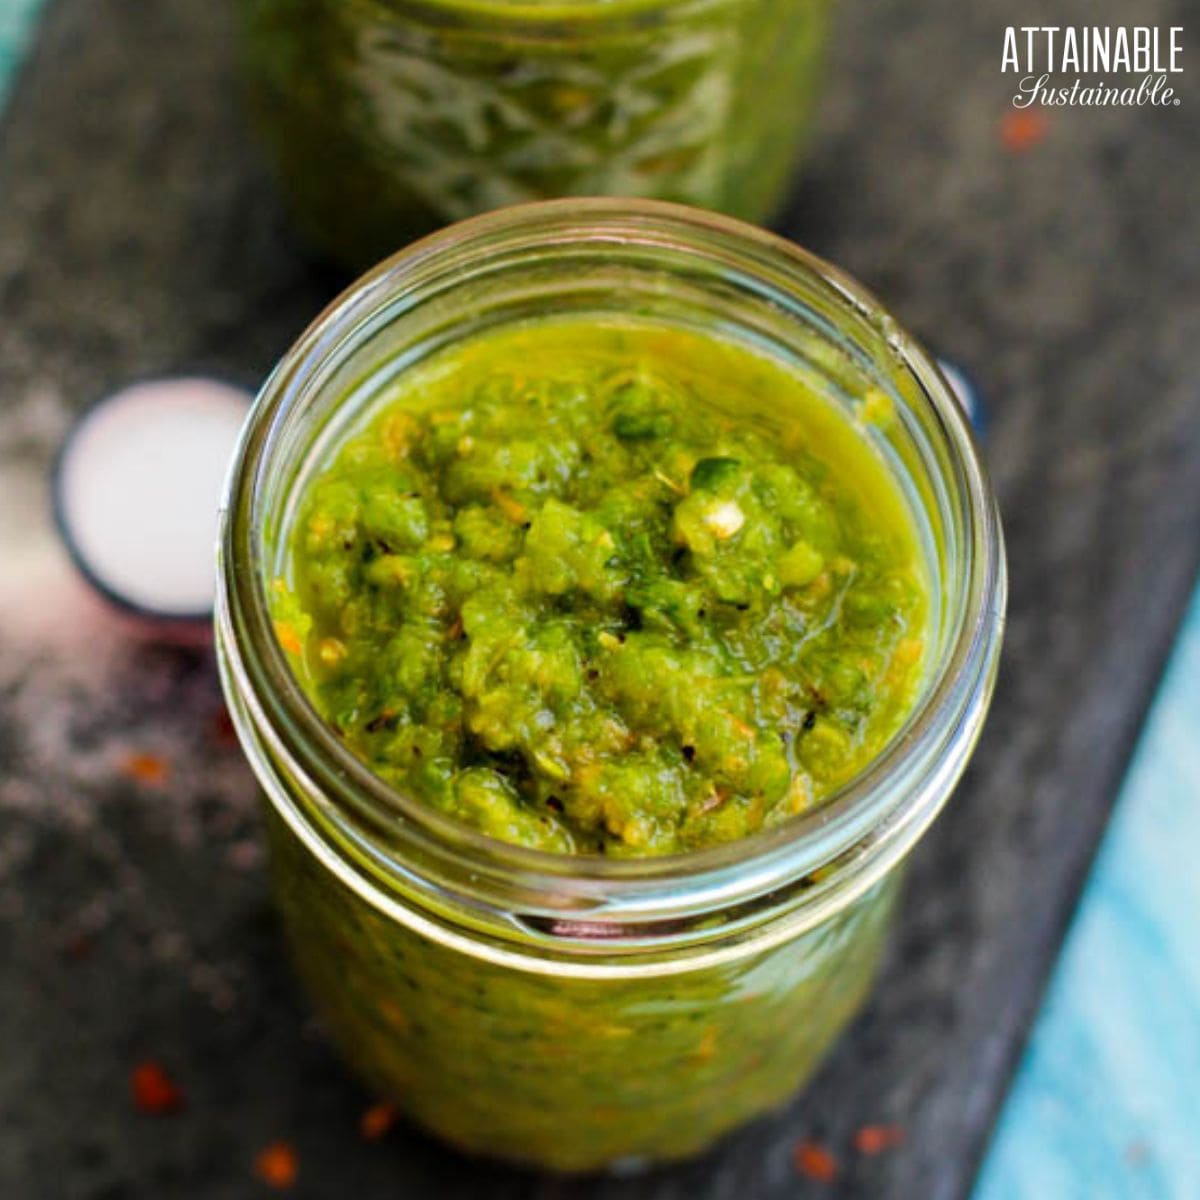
[0,1,1198,1197]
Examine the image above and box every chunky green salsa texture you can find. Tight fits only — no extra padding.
[279,320,928,856]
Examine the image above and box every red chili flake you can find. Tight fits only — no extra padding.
[130,1061,184,1114]
[792,1139,838,1183]
[211,706,238,748]
[999,108,1049,153]
[61,931,93,961]
[120,752,170,787]
[854,1124,906,1155]
[254,1141,298,1190]
[359,1101,398,1141]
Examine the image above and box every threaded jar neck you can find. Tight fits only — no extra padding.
[216,199,1005,975]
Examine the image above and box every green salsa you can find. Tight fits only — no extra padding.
[267,802,900,1168]
[236,0,833,267]
[252,315,939,1169]
[278,320,929,856]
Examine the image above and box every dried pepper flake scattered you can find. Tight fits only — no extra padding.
[854,1124,906,1155]
[999,108,1049,153]
[254,1141,299,1190]
[130,1060,184,1114]
[60,931,93,961]
[120,752,170,787]
[211,706,239,747]
[792,1139,838,1183]
[360,1101,398,1141]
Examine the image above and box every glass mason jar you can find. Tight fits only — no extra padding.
[215,200,1006,1171]
[234,0,834,268]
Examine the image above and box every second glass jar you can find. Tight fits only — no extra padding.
[235,0,834,268]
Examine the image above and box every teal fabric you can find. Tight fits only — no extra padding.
[974,583,1200,1199]
[0,0,42,105]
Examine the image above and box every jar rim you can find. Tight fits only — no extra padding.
[217,199,1005,957]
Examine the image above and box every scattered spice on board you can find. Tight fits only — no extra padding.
[360,1101,398,1141]
[120,751,170,787]
[792,1139,839,1183]
[254,1141,299,1190]
[999,107,1049,153]
[60,931,93,961]
[854,1124,906,1155]
[211,705,239,747]
[226,839,265,872]
[129,1060,184,1114]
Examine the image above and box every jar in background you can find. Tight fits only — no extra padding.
[235,0,834,268]
[216,200,1005,1169]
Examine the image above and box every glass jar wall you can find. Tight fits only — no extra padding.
[216,201,1005,1169]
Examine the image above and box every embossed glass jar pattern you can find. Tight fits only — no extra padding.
[236,0,834,267]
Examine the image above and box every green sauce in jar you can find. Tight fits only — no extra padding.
[265,799,902,1168]
[218,204,1005,1171]
[277,319,929,857]
[236,0,834,267]
[266,317,928,1166]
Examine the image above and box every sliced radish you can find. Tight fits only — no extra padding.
[54,377,252,621]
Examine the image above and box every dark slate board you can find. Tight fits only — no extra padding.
[0,0,1197,1197]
